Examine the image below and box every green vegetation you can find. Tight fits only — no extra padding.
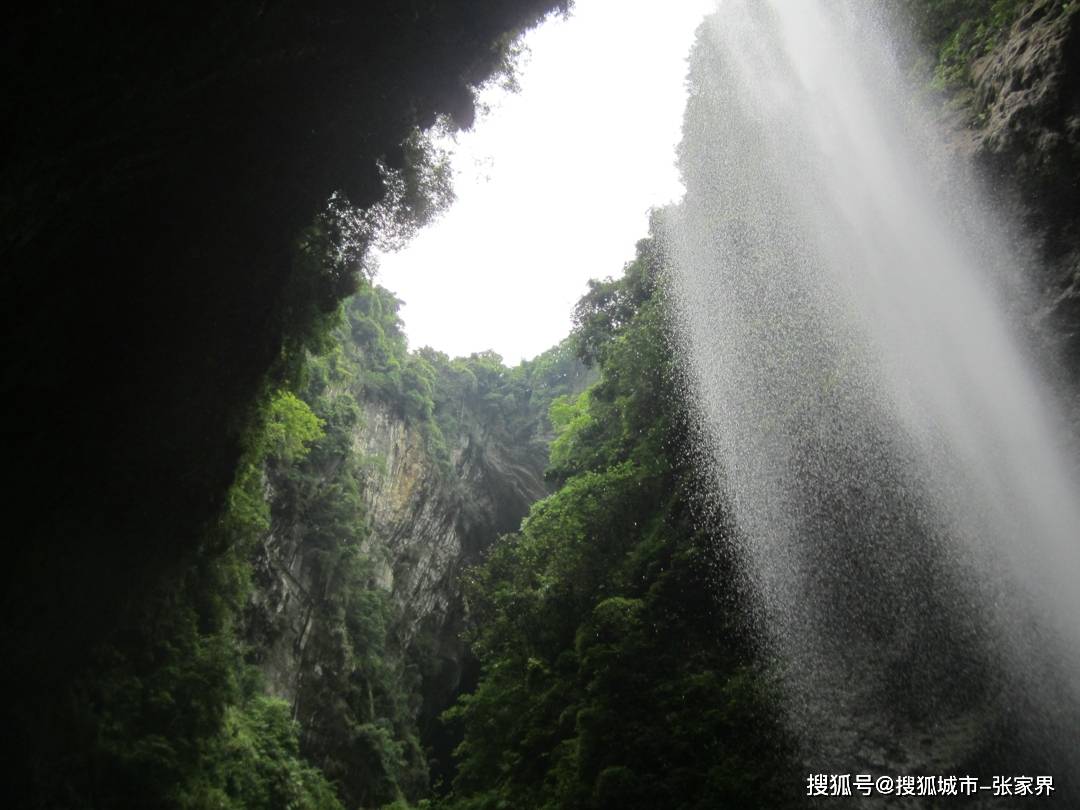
[430,234,805,810]
[932,1,1027,90]
[313,279,589,469]
[901,0,1031,90]
[46,220,797,809]
[6,4,570,804]
[261,312,426,808]
[30,261,589,808]
[35,387,340,810]
[20,2,1045,806]
[265,281,589,802]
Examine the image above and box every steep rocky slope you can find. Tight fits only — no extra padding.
[251,395,550,710]
[944,0,1080,365]
[238,288,592,803]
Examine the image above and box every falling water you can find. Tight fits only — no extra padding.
[664,0,1080,791]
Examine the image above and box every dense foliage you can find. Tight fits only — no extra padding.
[431,235,806,810]
[15,2,1061,807]
[236,280,587,809]
[20,264,588,808]
[314,281,589,471]
[4,5,567,797]
[23,390,341,809]
[258,305,428,809]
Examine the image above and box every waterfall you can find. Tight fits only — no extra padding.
[664,0,1080,785]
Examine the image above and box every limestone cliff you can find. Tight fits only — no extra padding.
[946,0,1080,364]
[250,393,549,703]
[242,312,590,803]
[355,394,551,679]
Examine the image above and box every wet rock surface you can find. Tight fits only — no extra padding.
[960,0,1080,364]
[248,396,549,728]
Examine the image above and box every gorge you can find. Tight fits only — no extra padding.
[5,1,1080,808]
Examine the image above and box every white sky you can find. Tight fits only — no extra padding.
[374,0,715,363]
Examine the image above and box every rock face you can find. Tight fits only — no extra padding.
[249,394,550,722]
[958,0,1080,363]
[355,399,548,643]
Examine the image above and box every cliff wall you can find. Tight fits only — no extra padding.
[947,0,1080,364]
[250,394,549,705]
[239,294,590,803]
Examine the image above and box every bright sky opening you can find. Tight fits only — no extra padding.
[374,0,715,363]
